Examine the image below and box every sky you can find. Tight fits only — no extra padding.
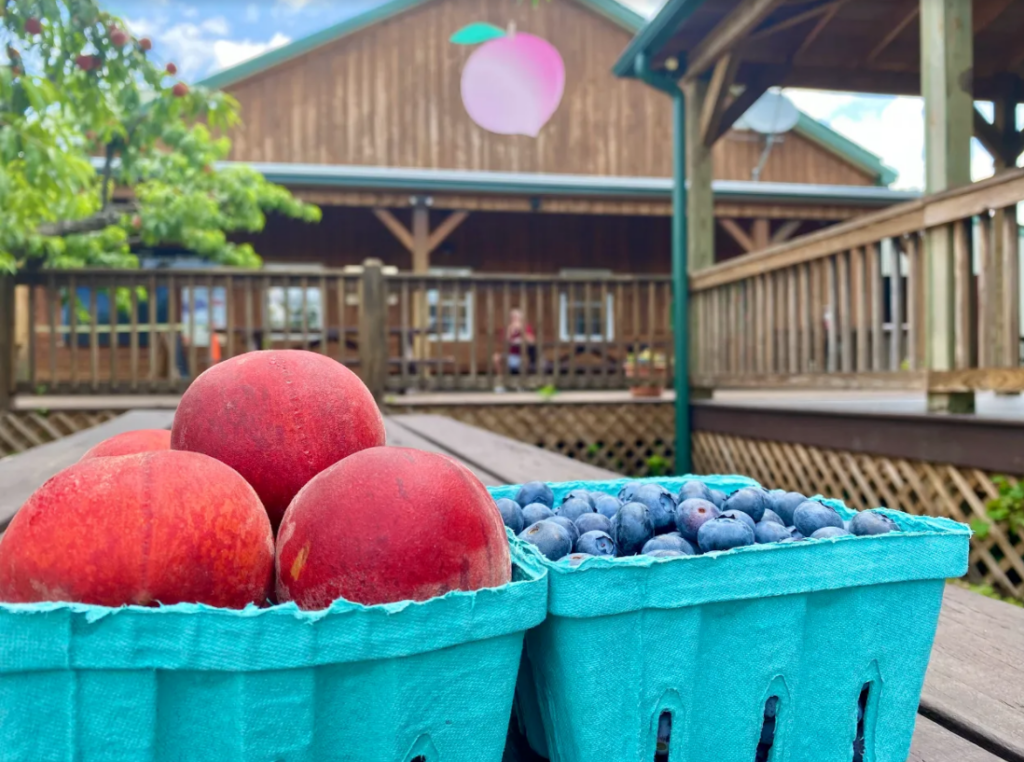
[106,0,1005,191]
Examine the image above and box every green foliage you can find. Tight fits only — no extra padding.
[950,579,1023,608]
[0,0,320,272]
[972,475,1024,539]
[646,455,669,477]
[537,384,558,400]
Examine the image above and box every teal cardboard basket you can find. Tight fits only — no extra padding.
[0,533,547,762]
[489,476,971,762]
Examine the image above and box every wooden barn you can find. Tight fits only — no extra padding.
[196,0,913,275]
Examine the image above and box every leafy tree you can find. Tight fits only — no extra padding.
[0,0,321,273]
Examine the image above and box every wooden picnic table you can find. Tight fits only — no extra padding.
[0,411,1020,762]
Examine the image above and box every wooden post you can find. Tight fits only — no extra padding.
[358,258,388,402]
[0,277,15,410]
[685,78,715,272]
[921,0,975,413]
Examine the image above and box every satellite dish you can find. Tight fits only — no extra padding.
[738,91,800,135]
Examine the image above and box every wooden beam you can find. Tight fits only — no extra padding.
[975,0,1015,33]
[793,0,846,59]
[411,205,430,273]
[752,218,771,250]
[973,106,1006,161]
[683,0,782,81]
[700,54,741,147]
[864,3,919,65]
[710,70,779,146]
[747,1,840,42]
[719,218,756,253]
[426,210,469,255]
[372,208,413,252]
[771,219,803,244]
[687,78,716,270]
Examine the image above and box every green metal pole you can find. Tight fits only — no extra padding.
[634,55,690,474]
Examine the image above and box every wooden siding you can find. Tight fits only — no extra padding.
[223,0,877,185]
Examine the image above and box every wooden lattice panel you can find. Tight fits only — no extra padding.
[0,411,119,457]
[394,402,676,477]
[693,431,1024,600]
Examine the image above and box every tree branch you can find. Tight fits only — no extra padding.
[101,142,115,211]
[37,204,136,237]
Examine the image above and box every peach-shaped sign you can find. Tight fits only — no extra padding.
[451,23,565,138]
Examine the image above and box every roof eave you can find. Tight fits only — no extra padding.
[196,0,429,91]
[612,0,708,78]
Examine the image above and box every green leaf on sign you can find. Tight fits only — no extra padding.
[450,23,506,45]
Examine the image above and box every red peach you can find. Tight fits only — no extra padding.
[79,428,170,460]
[276,447,511,609]
[24,17,41,35]
[139,37,152,52]
[110,28,129,48]
[172,82,188,98]
[165,62,177,75]
[0,451,274,608]
[171,350,385,529]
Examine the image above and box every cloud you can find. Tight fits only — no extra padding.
[213,33,291,71]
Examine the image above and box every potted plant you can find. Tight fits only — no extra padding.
[624,349,666,398]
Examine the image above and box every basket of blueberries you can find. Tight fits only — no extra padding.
[488,475,970,762]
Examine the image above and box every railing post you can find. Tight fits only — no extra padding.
[358,258,388,402]
[0,276,14,411]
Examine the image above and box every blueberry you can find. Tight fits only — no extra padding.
[516,481,554,508]
[754,521,792,544]
[575,512,613,536]
[675,498,721,543]
[559,552,593,567]
[720,509,756,533]
[787,526,805,540]
[810,526,851,539]
[772,492,808,526]
[549,516,580,548]
[642,534,695,555]
[617,481,645,503]
[633,483,678,534]
[558,497,596,523]
[611,502,655,556]
[522,503,555,527]
[519,520,572,560]
[495,498,525,534]
[793,501,844,537]
[761,509,784,526]
[678,479,713,503]
[708,489,728,508]
[697,517,755,552]
[722,486,768,523]
[593,494,623,520]
[850,511,899,536]
[561,489,595,509]
[646,549,684,558]
[576,530,617,557]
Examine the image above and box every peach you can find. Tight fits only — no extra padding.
[79,428,171,461]
[171,350,385,528]
[276,447,511,609]
[0,451,273,608]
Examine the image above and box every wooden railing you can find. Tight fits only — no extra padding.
[690,168,1024,392]
[2,264,674,400]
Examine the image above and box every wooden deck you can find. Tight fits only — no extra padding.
[0,412,1021,761]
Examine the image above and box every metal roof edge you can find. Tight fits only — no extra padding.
[793,112,899,186]
[575,0,646,32]
[195,0,429,90]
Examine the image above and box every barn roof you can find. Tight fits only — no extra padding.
[196,0,897,186]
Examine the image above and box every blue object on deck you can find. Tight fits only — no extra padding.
[0,533,547,762]
[489,476,970,762]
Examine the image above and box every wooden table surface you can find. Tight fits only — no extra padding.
[1,410,1020,762]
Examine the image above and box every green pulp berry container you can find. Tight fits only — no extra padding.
[489,476,970,762]
[0,533,547,762]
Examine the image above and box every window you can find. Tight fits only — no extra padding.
[180,286,227,348]
[559,292,615,342]
[427,269,474,342]
[263,264,325,335]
